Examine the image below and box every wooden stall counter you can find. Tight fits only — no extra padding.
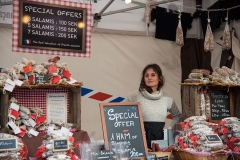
[22,130,90,158]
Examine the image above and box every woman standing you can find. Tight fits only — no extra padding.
[125,63,182,149]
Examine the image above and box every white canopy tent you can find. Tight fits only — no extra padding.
[0,0,239,140]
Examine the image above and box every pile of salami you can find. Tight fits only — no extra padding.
[215,117,240,152]
[0,56,74,87]
[177,116,226,152]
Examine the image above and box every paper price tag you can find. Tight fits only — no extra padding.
[6,79,15,86]
[4,83,14,92]
[10,103,20,111]
[7,121,17,130]
[29,129,39,137]
[14,79,23,86]
[28,118,36,127]
[14,127,21,134]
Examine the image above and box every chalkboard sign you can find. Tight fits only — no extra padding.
[146,154,157,160]
[209,88,233,122]
[35,73,49,84]
[205,134,222,143]
[99,102,148,160]
[53,138,69,151]
[157,156,168,160]
[0,138,17,151]
[19,0,86,52]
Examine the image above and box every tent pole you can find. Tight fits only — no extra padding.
[98,0,114,16]
[102,0,178,17]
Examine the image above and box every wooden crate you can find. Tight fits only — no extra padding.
[181,84,240,121]
[0,83,82,133]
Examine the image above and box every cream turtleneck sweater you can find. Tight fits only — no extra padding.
[125,89,182,127]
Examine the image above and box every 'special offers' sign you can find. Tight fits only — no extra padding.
[19,0,86,52]
[99,102,148,160]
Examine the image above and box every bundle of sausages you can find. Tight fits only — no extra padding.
[177,116,226,152]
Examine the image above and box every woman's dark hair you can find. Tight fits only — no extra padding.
[139,64,164,93]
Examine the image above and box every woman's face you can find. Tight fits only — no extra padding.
[144,68,159,92]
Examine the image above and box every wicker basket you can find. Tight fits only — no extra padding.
[227,152,240,160]
[172,149,229,160]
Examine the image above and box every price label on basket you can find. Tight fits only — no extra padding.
[205,134,222,143]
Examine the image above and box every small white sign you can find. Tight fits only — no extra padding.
[10,103,20,111]
[28,118,36,127]
[46,93,67,123]
[6,79,15,86]
[7,121,17,130]
[4,83,14,92]
[29,129,39,137]
[0,5,12,24]
[14,79,23,86]
[13,127,21,134]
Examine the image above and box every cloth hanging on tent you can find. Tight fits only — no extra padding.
[201,0,222,36]
[180,38,213,83]
[233,21,240,43]
[222,0,240,21]
[231,30,240,73]
[155,7,192,42]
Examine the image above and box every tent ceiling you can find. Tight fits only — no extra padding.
[0,0,184,32]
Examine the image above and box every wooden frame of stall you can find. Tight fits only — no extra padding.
[181,84,240,122]
[0,83,82,133]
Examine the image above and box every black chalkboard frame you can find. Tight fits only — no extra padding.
[0,138,18,151]
[18,0,87,52]
[99,102,148,160]
[204,134,222,143]
[208,86,233,123]
[52,138,69,152]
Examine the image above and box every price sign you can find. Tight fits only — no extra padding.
[35,73,49,84]
[99,102,148,159]
[209,89,233,122]
[146,154,157,160]
[53,138,69,151]
[19,0,86,52]
[205,134,222,143]
[0,138,18,151]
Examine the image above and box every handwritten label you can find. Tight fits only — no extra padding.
[101,104,146,159]
[53,139,68,151]
[146,154,157,160]
[205,134,221,142]
[91,150,113,160]
[19,0,86,52]
[0,138,17,151]
[35,73,49,84]
[46,93,67,123]
[157,156,168,160]
[210,90,231,120]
